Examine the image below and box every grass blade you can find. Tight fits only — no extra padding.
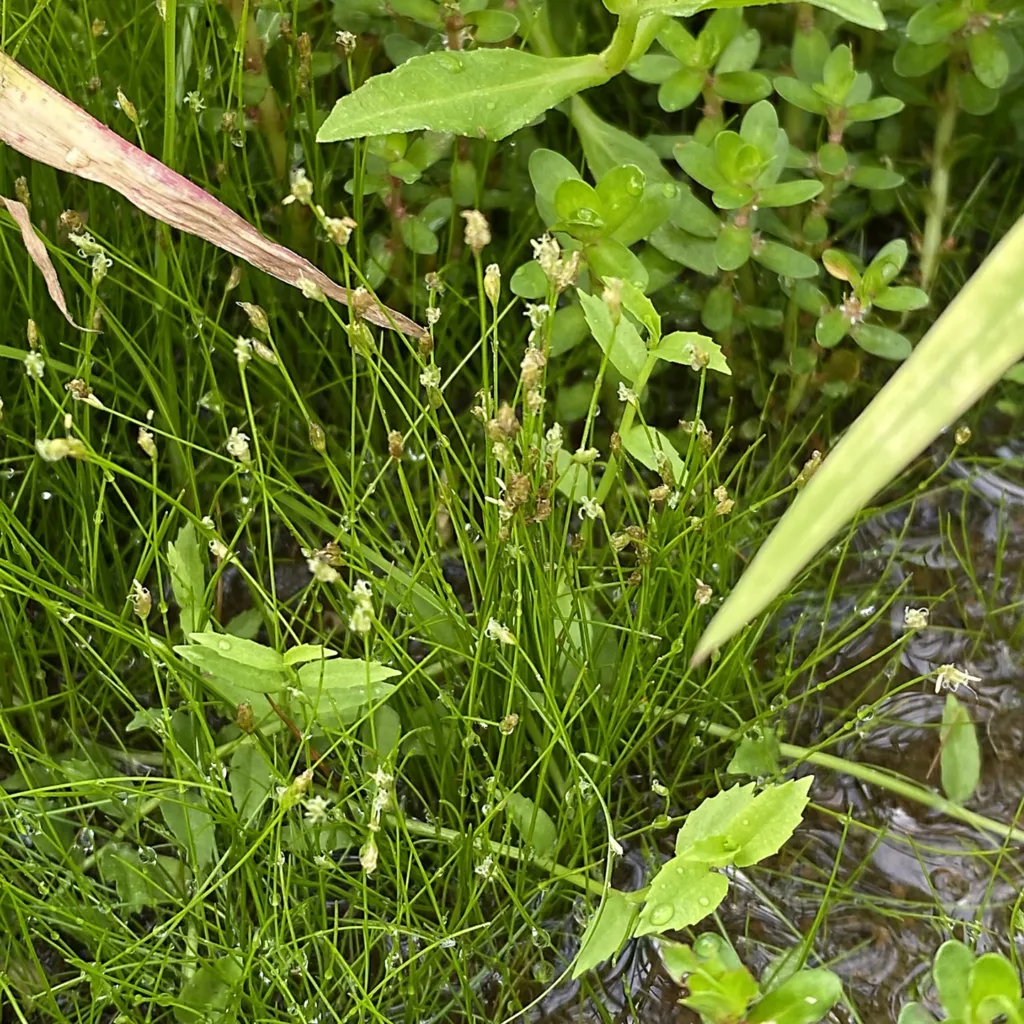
[0,51,425,339]
[694,211,1024,663]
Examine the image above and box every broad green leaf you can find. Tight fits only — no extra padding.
[692,218,1024,666]
[717,28,761,74]
[530,148,585,217]
[586,237,649,289]
[969,953,1021,1017]
[821,44,856,102]
[167,523,206,635]
[283,644,338,667]
[578,288,647,382]
[907,0,967,45]
[225,609,262,639]
[628,54,679,85]
[650,224,718,276]
[846,96,905,122]
[934,940,974,1018]
[757,180,823,207]
[956,70,1000,117]
[570,97,673,184]
[748,969,843,1024]
[676,783,756,855]
[675,778,812,867]
[675,140,731,192]
[187,632,283,671]
[555,178,607,242]
[873,286,929,312]
[620,280,661,340]
[752,240,818,279]
[660,67,705,111]
[850,165,905,190]
[821,248,860,284]
[969,30,1010,91]
[510,260,549,299]
[817,141,848,175]
[897,1004,939,1024]
[893,41,951,79]
[702,283,734,332]
[98,844,186,912]
[161,789,217,873]
[851,324,912,361]
[634,861,728,936]
[941,693,980,804]
[774,76,827,115]
[317,50,609,142]
[816,309,849,348]
[551,303,590,357]
[643,0,884,31]
[715,70,772,104]
[229,739,274,824]
[368,703,402,761]
[505,792,558,855]
[793,27,830,83]
[297,658,400,694]
[728,729,781,776]
[572,891,637,979]
[683,965,760,1021]
[596,165,646,233]
[653,331,731,375]
[463,9,519,44]
[174,955,243,1024]
[715,223,752,271]
[620,424,687,485]
[174,645,286,696]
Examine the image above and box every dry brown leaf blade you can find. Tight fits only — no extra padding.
[0,195,89,331]
[0,51,425,339]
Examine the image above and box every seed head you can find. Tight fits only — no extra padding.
[117,88,139,126]
[485,618,516,646]
[226,427,252,464]
[694,579,713,606]
[360,838,379,874]
[933,664,980,693]
[236,702,255,733]
[237,301,269,334]
[308,421,326,453]
[36,437,87,462]
[955,425,971,446]
[388,430,404,461]
[499,713,519,735]
[297,276,325,301]
[24,351,45,379]
[484,263,501,305]
[283,167,314,207]
[713,485,734,516]
[904,607,929,630]
[461,209,491,256]
[336,30,358,56]
[66,378,104,409]
[325,215,357,247]
[14,177,30,211]
[129,579,152,620]
[138,426,158,459]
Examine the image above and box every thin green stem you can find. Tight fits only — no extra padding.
[920,66,959,292]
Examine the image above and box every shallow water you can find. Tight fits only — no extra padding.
[544,436,1024,1023]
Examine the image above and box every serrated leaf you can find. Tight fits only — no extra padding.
[730,777,813,866]
[620,424,687,485]
[635,861,728,936]
[572,892,637,979]
[578,288,648,382]
[297,658,400,693]
[317,50,608,142]
[728,729,781,776]
[161,790,217,873]
[168,524,206,636]
[229,739,274,825]
[505,792,558,855]
[941,693,980,804]
[653,330,731,375]
[620,280,661,340]
[676,783,756,855]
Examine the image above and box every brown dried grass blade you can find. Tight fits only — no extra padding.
[1,195,90,330]
[0,51,426,339]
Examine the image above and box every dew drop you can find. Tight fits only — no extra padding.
[698,896,710,907]
[625,172,644,196]
[649,903,674,927]
[217,638,232,651]
[75,827,95,854]
[138,845,157,864]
